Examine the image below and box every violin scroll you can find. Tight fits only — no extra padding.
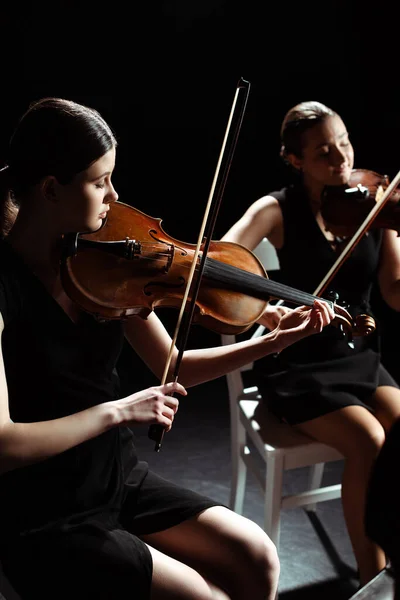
[328,300,375,349]
[353,313,376,336]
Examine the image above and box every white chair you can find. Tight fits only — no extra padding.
[222,238,344,550]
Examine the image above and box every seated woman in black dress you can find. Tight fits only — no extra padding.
[0,97,334,600]
[222,100,400,587]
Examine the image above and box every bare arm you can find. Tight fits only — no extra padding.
[123,300,335,389]
[222,195,284,250]
[378,229,400,311]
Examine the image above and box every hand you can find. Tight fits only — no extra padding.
[116,381,187,432]
[258,303,292,330]
[274,299,335,352]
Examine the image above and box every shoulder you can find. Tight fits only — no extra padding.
[240,193,285,249]
[245,192,282,217]
[268,184,300,204]
[251,186,297,220]
[251,186,298,214]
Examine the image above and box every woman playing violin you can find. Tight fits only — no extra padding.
[0,97,335,600]
[222,100,400,588]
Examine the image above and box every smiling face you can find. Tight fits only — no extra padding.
[53,146,118,233]
[287,114,354,191]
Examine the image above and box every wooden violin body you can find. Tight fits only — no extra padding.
[61,201,375,338]
[321,168,400,237]
[61,201,268,334]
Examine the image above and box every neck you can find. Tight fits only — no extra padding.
[6,208,62,276]
[302,177,325,213]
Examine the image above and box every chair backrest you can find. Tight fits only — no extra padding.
[252,237,280,272]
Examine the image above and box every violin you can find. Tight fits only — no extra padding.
[60,201,375,342]
[321,168,400,237]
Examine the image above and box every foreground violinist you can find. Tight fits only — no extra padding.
[222,100,400,587]
[0,98,334,600]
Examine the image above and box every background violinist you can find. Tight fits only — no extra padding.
[222,100,400,588]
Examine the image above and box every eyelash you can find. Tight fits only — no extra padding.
[95,182,105,189]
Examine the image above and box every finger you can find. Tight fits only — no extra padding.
[319,298,335,319]
[307,303,324,329]
[306,306,319,329]
[163,396,179,413]
[323,305,335,325]
[320,299,335,321]
[156,410,175,433]
[162,381,187,396]
[161,416,173,433]
[162,405,176,420]
[315,310,324,332]
[313,299,334,324]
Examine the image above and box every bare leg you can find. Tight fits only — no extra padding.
[295,389,400,587]
[148,545,230,599]
[142,506,280,600]
[371,385,400,434]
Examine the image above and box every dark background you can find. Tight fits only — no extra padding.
[1,0,399,383]
[1,4,400,597]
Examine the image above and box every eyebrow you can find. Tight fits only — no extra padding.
[90,171,111,181]
[315,131,349,150]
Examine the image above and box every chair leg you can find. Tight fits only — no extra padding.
[230,419,247,514]
[305,463,325,512]
[264,452,284,550]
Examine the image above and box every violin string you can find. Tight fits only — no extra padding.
[95,239,332,310]
[133,249,333,308]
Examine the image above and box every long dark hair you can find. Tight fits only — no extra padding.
[0,97,117,237]
[280,100,336,161]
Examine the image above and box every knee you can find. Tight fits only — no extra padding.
[348,424,386,465]
[261,535,280,583]
[255,533,280,594]
[238,525,280,588]
[364,425,386,459]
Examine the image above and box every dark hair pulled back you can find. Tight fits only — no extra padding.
[280,100,335,161]
[0,97,117,237]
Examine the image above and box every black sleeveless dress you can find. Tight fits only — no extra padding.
[253,184,399,425]
[0,239,220,600]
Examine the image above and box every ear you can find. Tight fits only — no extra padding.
[41,176,58,203]
[285,152,303,172]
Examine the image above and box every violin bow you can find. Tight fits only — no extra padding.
[148,77,251,451]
